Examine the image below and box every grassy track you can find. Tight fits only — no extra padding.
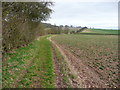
[53,34,119,88]
[3,35,55,88]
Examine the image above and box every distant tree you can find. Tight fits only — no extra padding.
[70,25,73,27]
[60,25,63,27]
[65,25,69,27]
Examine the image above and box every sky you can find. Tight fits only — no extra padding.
[43,0,119,29]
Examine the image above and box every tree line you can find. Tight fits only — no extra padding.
[2,2,84,53]
[2,2,53,52]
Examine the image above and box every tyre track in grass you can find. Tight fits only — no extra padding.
[11,57,35,88]
[3,43,37,88]
[48,36,84,88]
[49,36,109,88]
[3,36,55,88]
[7,40,41,88]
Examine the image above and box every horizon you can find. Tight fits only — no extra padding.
[43,0,118,30]
[42,22,118,30]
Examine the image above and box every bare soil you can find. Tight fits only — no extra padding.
[49,36,110,88]
[49,36,83,88]
[51,44,66,88]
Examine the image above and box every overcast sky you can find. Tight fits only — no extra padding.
[43,0,119,29]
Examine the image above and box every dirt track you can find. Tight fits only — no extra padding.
[51,43,65,88]
[48,36,109,88]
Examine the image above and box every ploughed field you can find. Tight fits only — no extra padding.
[52,34,119,88]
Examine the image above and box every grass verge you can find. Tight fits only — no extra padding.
[3,35,55,88]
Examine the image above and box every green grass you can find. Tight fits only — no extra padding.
[80,29,119,35]
[91,29,118,34]
[53,34,118,88]
[3,35,55,88]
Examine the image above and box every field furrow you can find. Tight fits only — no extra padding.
[52,34,119,88]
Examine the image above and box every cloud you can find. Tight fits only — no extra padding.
[52,0,119,3]
[44,1,118,29]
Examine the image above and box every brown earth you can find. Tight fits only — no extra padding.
[51,43,65,88]
[49,36,109,88]
[49,36,83,88]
